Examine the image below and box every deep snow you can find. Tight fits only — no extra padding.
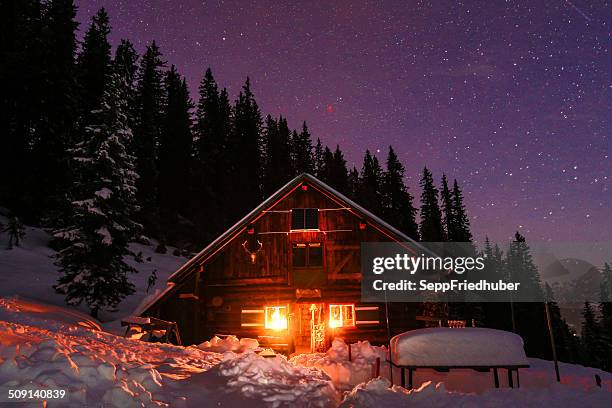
[0,213,187,327]
[389,327,529,367]
[1,218,611,407]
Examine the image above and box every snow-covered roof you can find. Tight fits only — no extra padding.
[141,173,429,313]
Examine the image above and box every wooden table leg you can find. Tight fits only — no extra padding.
[408,368,413,390]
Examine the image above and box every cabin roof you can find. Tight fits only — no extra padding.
[140,173,429,314]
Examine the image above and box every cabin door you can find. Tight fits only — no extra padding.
[294,303,326,353]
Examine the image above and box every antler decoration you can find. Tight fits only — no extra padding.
[242,225,263,264]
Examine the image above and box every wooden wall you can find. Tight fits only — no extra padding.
[147,182,422,345]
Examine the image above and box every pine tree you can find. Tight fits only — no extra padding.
[506,232,544,300]
[133,42,165,234]
[418,167,445,242]
[113,39,138,129]
[157,66,193,234]
[452,179,473,242]
[54,72,140,319]
[30,0,79,223]
[505,232,549,357]
[0,0,44,217]
[313,138,324,178]
[262,115,292,195]
[358,150,384,216]
[77,8,111,117]
[382,146,418,240]
[347,166,360,200]
[440,174,455,240]
[291,122,314,175]
[581,301,606,368]
[228,77,262,219]
[544,283,581,363]
[599,263,612,370]
[192,68,231,242]
[328,146,349,194]
[319,146,334,184]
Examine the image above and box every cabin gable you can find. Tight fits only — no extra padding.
[143,174,422,347]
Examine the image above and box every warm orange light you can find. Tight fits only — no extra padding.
[265,306,288,331]
[329,304,355,328]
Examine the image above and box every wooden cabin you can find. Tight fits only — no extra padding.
[140,173,426,352]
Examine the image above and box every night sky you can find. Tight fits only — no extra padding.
[75,0,610,245]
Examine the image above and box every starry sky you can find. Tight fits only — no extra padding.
[75,0,610,245]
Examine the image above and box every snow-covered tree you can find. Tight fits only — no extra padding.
[54,72,140,319]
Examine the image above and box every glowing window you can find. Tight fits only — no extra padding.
[264,305,288,330]
[329,304,355,328]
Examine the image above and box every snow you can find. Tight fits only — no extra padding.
[290,338,386,390]
[390,327,529,367]
[0,214,187,325]
[196,335,260,353]
[95,187,113,199]
[0,298,337,407]
[339,377,612,408]
[0,298,610,406]
[121,315,151,325]
[95,226,113,245]
[1,216,611,406]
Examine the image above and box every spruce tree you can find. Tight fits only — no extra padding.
[382,146,418,240]
[319,146,334,184]
[157,66,193,235]
[313,138,324,178]
[77,8,111,117]
[54,72,140,319]
[418,167,445,242]
[133,42,165,234]
[0,0,44,217]
[505,232,549,357]
[452,179,473,242]
[192,68,231,242]
[291,122,314,175]
[346,166,360,200]
[581,301,606,368]
[599,263,612,370]
[544,283,581,363]
[229,77,262,219]
[440,174,455,240]
[358,150,384,216]
[262,115,293,195]
[30,0,79,223]
[329,146,349,194]
[113,39,138,129]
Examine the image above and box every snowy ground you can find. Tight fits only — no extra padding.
[1,216,611,407]
[0,298,610,407]
[0,213,187,327]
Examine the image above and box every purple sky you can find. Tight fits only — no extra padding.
[75,0,610,245]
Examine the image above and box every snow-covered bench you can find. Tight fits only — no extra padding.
[121,316,182,345]
[389,327,529,389]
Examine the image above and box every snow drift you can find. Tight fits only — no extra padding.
[0,297,337,407]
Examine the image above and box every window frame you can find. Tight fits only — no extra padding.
[292,242,324,268]
[264,305,288,331]
[290,208,320,231]
[328,303,356,328]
